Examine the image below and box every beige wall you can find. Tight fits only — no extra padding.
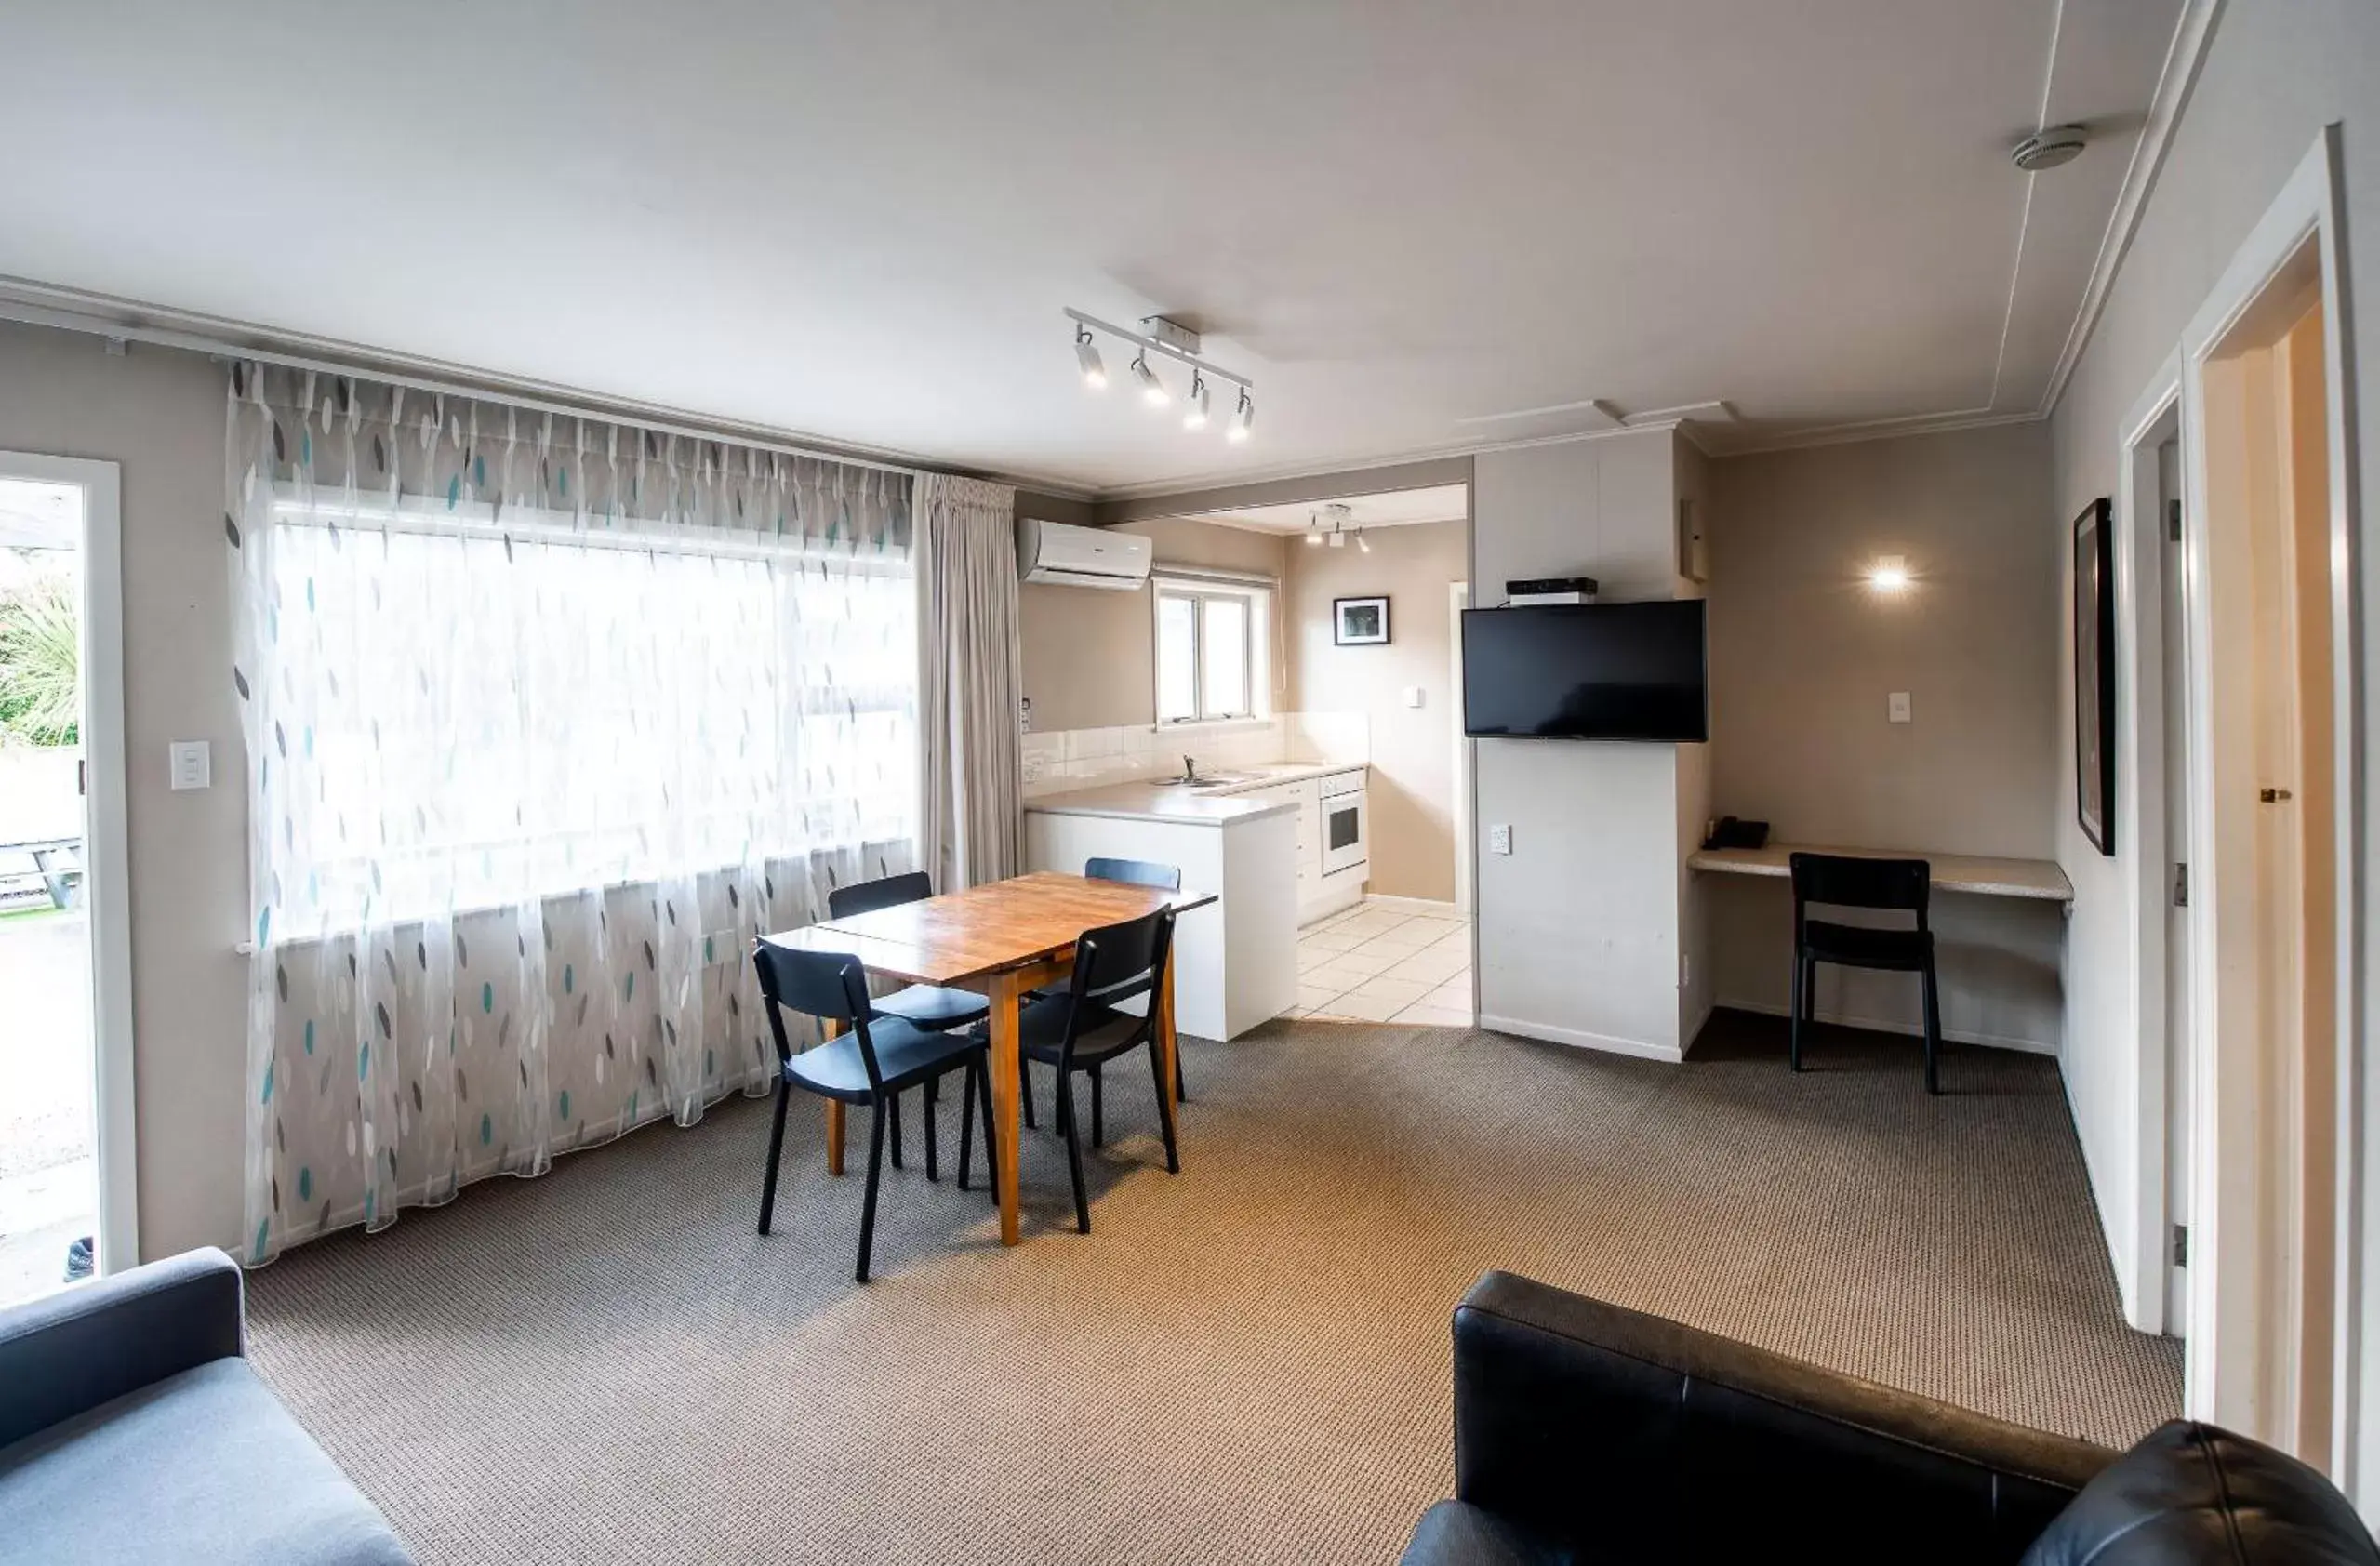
[2042,0,2380,1489]
[1708,422,2057,857]
[1284,520,1467,901]
[1701,423,2061,1054]
[1017,516,1286,733]
[0,321,246,1261]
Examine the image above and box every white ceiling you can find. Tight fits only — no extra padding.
[1187,485,1470,536]
[0,1,2185,497]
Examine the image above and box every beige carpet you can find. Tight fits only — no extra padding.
[245,1012,2181,1565]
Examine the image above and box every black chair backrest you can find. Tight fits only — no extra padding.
[1085,856,1182,892]
[829,870,934,922]
[1057,908,1175,1057]
[1788,853,1931,932]
[751,940,886,1087]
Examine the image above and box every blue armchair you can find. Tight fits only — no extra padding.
[0,1248,411,1564]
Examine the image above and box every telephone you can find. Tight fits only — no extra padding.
[1701,816,1770,852]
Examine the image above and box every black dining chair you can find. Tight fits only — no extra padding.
[1788,852,1943,1094]
[1008,906,1180,1234]
[751,940,997,1282]
[1021,856,1187,1135]
[827,871,991,1171]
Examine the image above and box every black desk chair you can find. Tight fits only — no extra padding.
[1788,852,1943,1094]
[828,871,991,1170]
[1011,907,1180,1234]
[752,941,997,1282]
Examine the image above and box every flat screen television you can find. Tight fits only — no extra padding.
[1461,600,1708,742]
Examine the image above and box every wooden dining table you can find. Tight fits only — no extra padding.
[761,870,1217,1244]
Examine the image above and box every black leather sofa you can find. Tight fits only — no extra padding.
[1402,1271,2380,1565]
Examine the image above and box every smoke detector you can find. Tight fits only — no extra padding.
[2011,125,2088,172]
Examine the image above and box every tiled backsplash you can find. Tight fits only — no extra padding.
[1021,712,1369,798]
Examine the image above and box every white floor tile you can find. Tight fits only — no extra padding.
[1344,975,1432,1008]
[1323,946,1403,978]
[1300,928,1367,952]
[1400,947,1469,986]
[1392,1003,1474,1029]
[1425,978,1472,1010]
[1296,947,1344,975]
[1299,960,1381,993]
[1355,926,1439,955]
[1331,989,1420,1022]
[1296,982,1348,1011]
[1334,910,1411,936]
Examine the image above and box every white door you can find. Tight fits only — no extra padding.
[0,453,133,1303]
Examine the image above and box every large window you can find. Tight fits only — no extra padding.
[1154,579,1270,724]
[266,496,914,930]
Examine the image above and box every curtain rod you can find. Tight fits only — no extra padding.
[0,281,1078,491]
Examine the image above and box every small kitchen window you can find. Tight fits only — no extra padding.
[1152,577,1270,724]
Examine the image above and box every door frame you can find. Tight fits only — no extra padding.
[0,450,137,1274]
[1450,579,1472,917]
[2172,126,2361,1472]
[2117,354,2184,1336]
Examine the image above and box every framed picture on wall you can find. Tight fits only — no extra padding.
[1334,596,1389,645]
[2073,497,2116,855]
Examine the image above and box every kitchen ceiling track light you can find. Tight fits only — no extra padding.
[1065,307,1255,439]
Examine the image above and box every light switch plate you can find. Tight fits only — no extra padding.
[168,740,211,791]
[1403,685,1426,709]
[1489,824,1512,855]
[1888,691,1912,724]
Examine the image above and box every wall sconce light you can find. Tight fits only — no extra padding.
[1868,554,1911,593]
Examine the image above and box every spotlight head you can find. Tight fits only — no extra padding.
[1131,353,1168,405]
[1226,388,1254,443]
[1356,530,1372,554]
[1304,514,1323,547]
[1183,374,1211,431]
[1868,554,1911,593]
[1074,326,1106,390]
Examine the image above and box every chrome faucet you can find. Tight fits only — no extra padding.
[1181,754,1198,783]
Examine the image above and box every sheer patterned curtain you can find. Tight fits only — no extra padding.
[913,472,1021,890]
[228,365,917,1262]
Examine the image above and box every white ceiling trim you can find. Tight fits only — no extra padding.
[0,276,1100,500]
[2036,0,2225,418]
[1716,407,2044,458]
[1092,418,1683,505]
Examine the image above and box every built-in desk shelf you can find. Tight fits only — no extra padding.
[1687,842,2074,905]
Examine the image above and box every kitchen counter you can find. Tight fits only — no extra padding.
[1024,781,1296,826]
[1024,761,1365,826]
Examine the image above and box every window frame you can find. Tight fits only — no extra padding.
[1150,576,1270,726]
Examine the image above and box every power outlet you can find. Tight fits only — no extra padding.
[1489,824,1512,856]
[1888,691,1912,724]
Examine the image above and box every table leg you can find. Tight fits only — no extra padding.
[822,1018,845,1177]
[1157,954,1180,1108]
[989,969,1023,1245]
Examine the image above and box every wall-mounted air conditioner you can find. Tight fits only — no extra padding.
[1017,518,1152,591]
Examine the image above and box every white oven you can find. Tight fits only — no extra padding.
[1320,772,1368,877]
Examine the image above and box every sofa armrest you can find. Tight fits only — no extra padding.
[1450,1272,2117,1566]
[0,1247,246,1450]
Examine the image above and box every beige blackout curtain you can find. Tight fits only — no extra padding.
[913,472,1023,889]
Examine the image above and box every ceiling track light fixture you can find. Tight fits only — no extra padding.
[1065,307,1255,442]
[1305,509,1325,548]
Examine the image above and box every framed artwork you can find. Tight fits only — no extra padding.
[1334,596,1389,645]
[2073,497,2115,855]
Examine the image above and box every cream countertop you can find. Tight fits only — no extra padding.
[1023,761,1364,827]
